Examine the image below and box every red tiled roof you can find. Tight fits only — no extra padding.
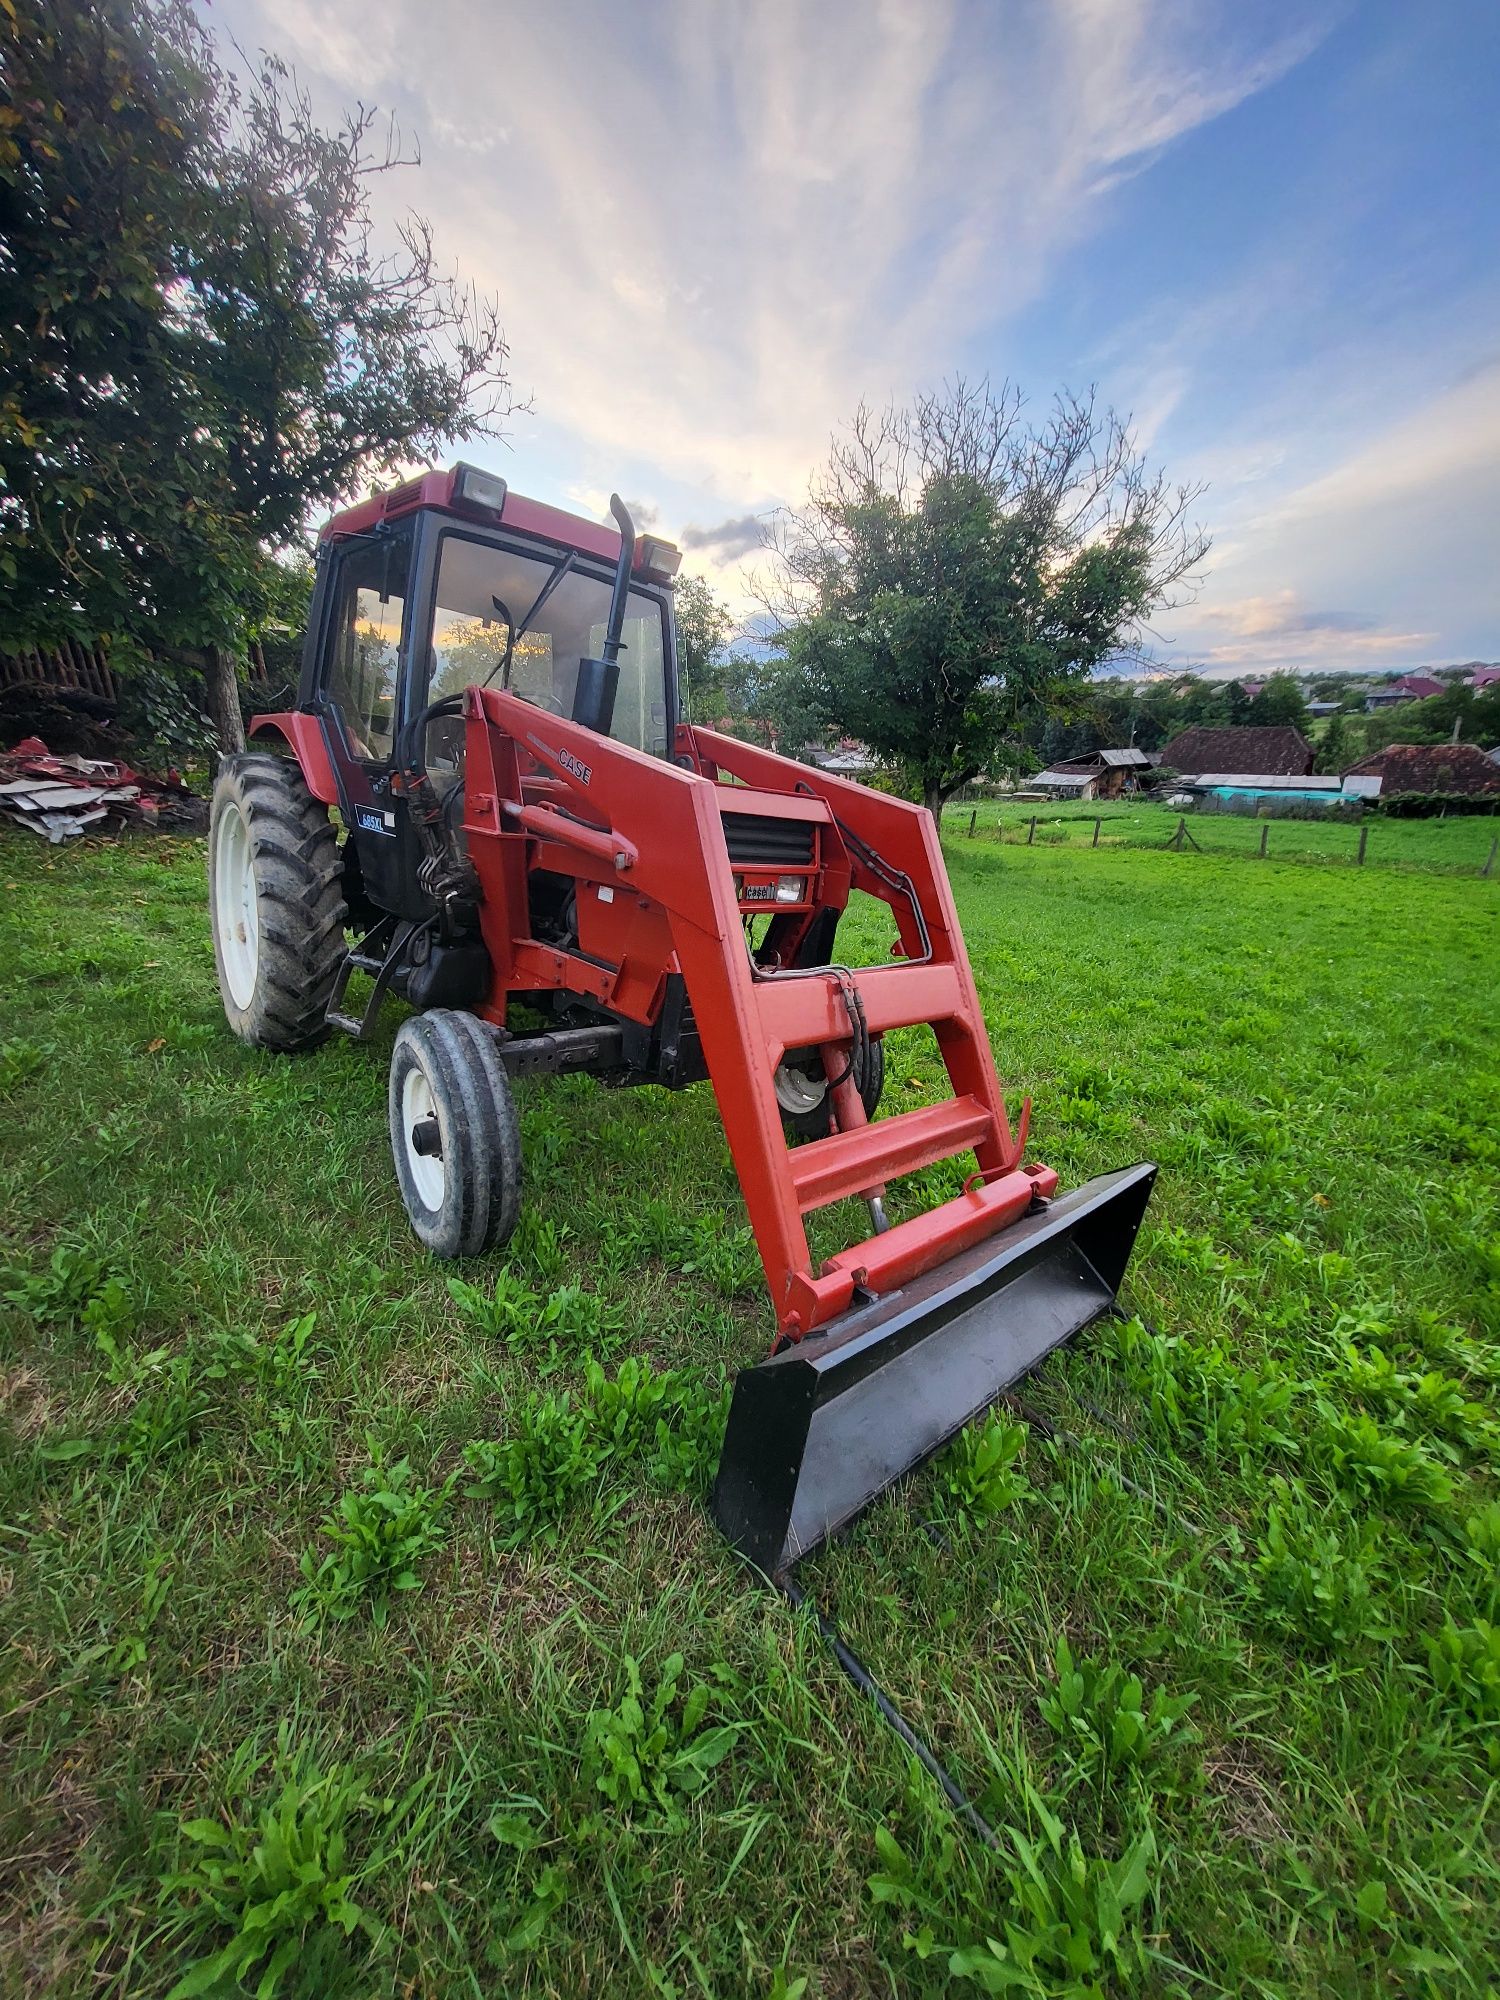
[1161,726,1314,776]
[1470,667,1500,689]
[1344,742,1500,797]
[1392,675,1445,699]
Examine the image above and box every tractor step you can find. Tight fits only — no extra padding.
[712,1161,1157,1574]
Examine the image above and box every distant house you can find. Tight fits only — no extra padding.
[1470,666,1500,691]
[1342,742,1500,802]
[1305,700,1341,718]
[1031,747,1155,801]
[1161,726,1314,778]
[1364,673,1445,712]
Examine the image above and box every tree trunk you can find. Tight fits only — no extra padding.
[923,780,946,822]
[204,644,246,758]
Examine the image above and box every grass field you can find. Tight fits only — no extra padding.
[938,796,1500,873]
[1,828,1496,1998]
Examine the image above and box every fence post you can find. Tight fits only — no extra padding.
[1092,817,1102,848]
[1357,825,1368,866]
[1170,816,1185,851]
[1481,835,1497,879]
[1258,823,1269,858]
[968,809,977,839]
[1028,816,1037,846]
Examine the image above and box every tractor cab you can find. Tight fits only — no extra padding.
[268,465,683,931]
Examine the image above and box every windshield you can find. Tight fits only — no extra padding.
[425,531,670,757]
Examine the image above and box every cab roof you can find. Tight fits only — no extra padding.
[319,465,677,579]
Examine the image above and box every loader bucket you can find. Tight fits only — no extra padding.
[712,1161,1156,1574]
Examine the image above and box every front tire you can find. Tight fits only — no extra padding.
[776,1035,885,1143]
[208,754,347,1051]
[389,1011,522,1258]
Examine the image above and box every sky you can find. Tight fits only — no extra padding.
[201,0,1500,677]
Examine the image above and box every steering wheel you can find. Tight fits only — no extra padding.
[517,689,567,718]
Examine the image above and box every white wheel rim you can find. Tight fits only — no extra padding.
[401,1064,446,1210]
[774,1061,827,1118]
[214,800,259,1009]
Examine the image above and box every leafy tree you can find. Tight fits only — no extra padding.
[1314,712,1356,774]
[674,575,734,721]
[760,380,1208,814]
[1247,674,1310,732]
[0,0,513,750]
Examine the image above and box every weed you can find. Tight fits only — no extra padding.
[256,1310,321,1399]
[509,1211,572,1285]
[1423,1619,1500,1770]
[1240,1489,1388,1653]
[464,1392,602,1544]
[447,1267,540,1342]
[119,1358,211,1471]
[581,1652,739,1824]
[109,1551,174,1676]
[934,1411,1029,1528]
[292,1446,455,1626]
[868,1791,1157,1996]
[1039,1635,1197,1791]
[2,1242,107,1323]
[157,1735,403,1998]
[0,1034,49,1091]
[1315,1407,1457,1511]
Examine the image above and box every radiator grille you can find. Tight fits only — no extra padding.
[720,811,817,867]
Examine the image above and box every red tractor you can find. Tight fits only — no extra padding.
[210,464,1154,1573]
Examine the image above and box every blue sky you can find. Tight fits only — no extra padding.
[204,0,1500,674]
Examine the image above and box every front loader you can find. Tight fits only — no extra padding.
[209,463,1155,1575]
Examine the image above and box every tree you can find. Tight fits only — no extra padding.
[1314,712,1356,774]
[758,380,1208,815]
[674,575,734,720]
[1,0,513,750]
[1247,675,1310,732]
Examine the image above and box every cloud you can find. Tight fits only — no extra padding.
[236,0,1326,513]
[680,513,766,562]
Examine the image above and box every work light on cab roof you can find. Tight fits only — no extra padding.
[206,461,1155,1576]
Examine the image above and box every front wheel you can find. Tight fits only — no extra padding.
[775,1034,885,1143]
[389,1010,522,1258]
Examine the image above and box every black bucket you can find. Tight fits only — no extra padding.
[711,1161,1157,1575]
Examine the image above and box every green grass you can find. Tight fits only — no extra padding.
[940,794,1500,871]
[0,827,1496,1997]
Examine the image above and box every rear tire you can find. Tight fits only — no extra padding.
[776,1035,885,1143]
[389,1010,522,1259]
[208,754,348,1051]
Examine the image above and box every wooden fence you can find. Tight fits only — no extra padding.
[0,639,118,702]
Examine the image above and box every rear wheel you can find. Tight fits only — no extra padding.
[209,754,347,1050]
[776,1035,885,1143]
[389,1010,522,1258]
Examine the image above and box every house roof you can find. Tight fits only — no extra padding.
[1470,666,1500,689]
[1161,726,1314,777]
[1343,742,1500,797]
[1033,768,1093,790]
[1050,747,1153,772]
[1392,674,1445,699]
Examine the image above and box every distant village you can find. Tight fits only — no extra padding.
[803,661,1500,815]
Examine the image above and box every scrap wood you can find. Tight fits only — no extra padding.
[0,735,203,841]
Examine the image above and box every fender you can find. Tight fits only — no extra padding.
[248,712,340,806]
